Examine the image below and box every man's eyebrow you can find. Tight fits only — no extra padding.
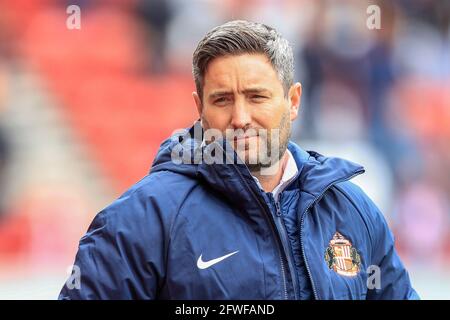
[209,88,271,99]
[208,91,233,99]
[242,87,271,95]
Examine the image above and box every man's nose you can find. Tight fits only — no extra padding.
[230,99,251,129]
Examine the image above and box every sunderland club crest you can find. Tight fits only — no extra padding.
[325,232,361,277]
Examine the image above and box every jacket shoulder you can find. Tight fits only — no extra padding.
[84,170,200,246]
[333,181,393,252]
[108,170,197,216]
[333,182,419,300]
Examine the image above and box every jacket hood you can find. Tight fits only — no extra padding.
[150,121,365,207]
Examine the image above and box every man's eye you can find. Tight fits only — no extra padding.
[214,97,230,105]
[251,95,267,101]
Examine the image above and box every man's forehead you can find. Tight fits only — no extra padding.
[203,56,279,90]
[205,54,275,79]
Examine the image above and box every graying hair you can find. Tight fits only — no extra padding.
[192,20,294,100]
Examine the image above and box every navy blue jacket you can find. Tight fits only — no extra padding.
[59,123,419,300]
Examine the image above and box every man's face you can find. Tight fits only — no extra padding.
[193,53,301,172]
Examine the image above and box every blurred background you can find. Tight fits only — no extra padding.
[0,0,449,299]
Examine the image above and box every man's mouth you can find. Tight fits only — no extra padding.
[233,134,258,141]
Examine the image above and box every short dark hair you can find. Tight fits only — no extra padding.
[192,20,294,100]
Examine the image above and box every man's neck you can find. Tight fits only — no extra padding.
[250,152,289,193]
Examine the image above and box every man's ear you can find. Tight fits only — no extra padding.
[192,92,203,117]
[288,82,302,121]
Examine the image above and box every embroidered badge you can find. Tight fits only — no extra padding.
[325,232,361,277]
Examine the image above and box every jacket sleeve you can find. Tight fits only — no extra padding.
[366,207,420,300]
[58,184,169,300]
[339,182,420,300]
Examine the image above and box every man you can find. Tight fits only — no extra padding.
[60,20,419,300]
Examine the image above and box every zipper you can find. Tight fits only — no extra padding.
[271,193,300,300]
[230,165,290,299]
[279,251,288,300]
[299,170,364,300]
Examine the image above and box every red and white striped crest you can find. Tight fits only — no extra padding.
[325,232,361,277]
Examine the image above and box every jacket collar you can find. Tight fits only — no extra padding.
[150,122,365,212]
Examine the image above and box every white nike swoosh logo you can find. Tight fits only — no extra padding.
[197,250,239,269]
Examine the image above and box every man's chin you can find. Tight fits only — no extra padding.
[235,149,259,165]
[234,150,278,170]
